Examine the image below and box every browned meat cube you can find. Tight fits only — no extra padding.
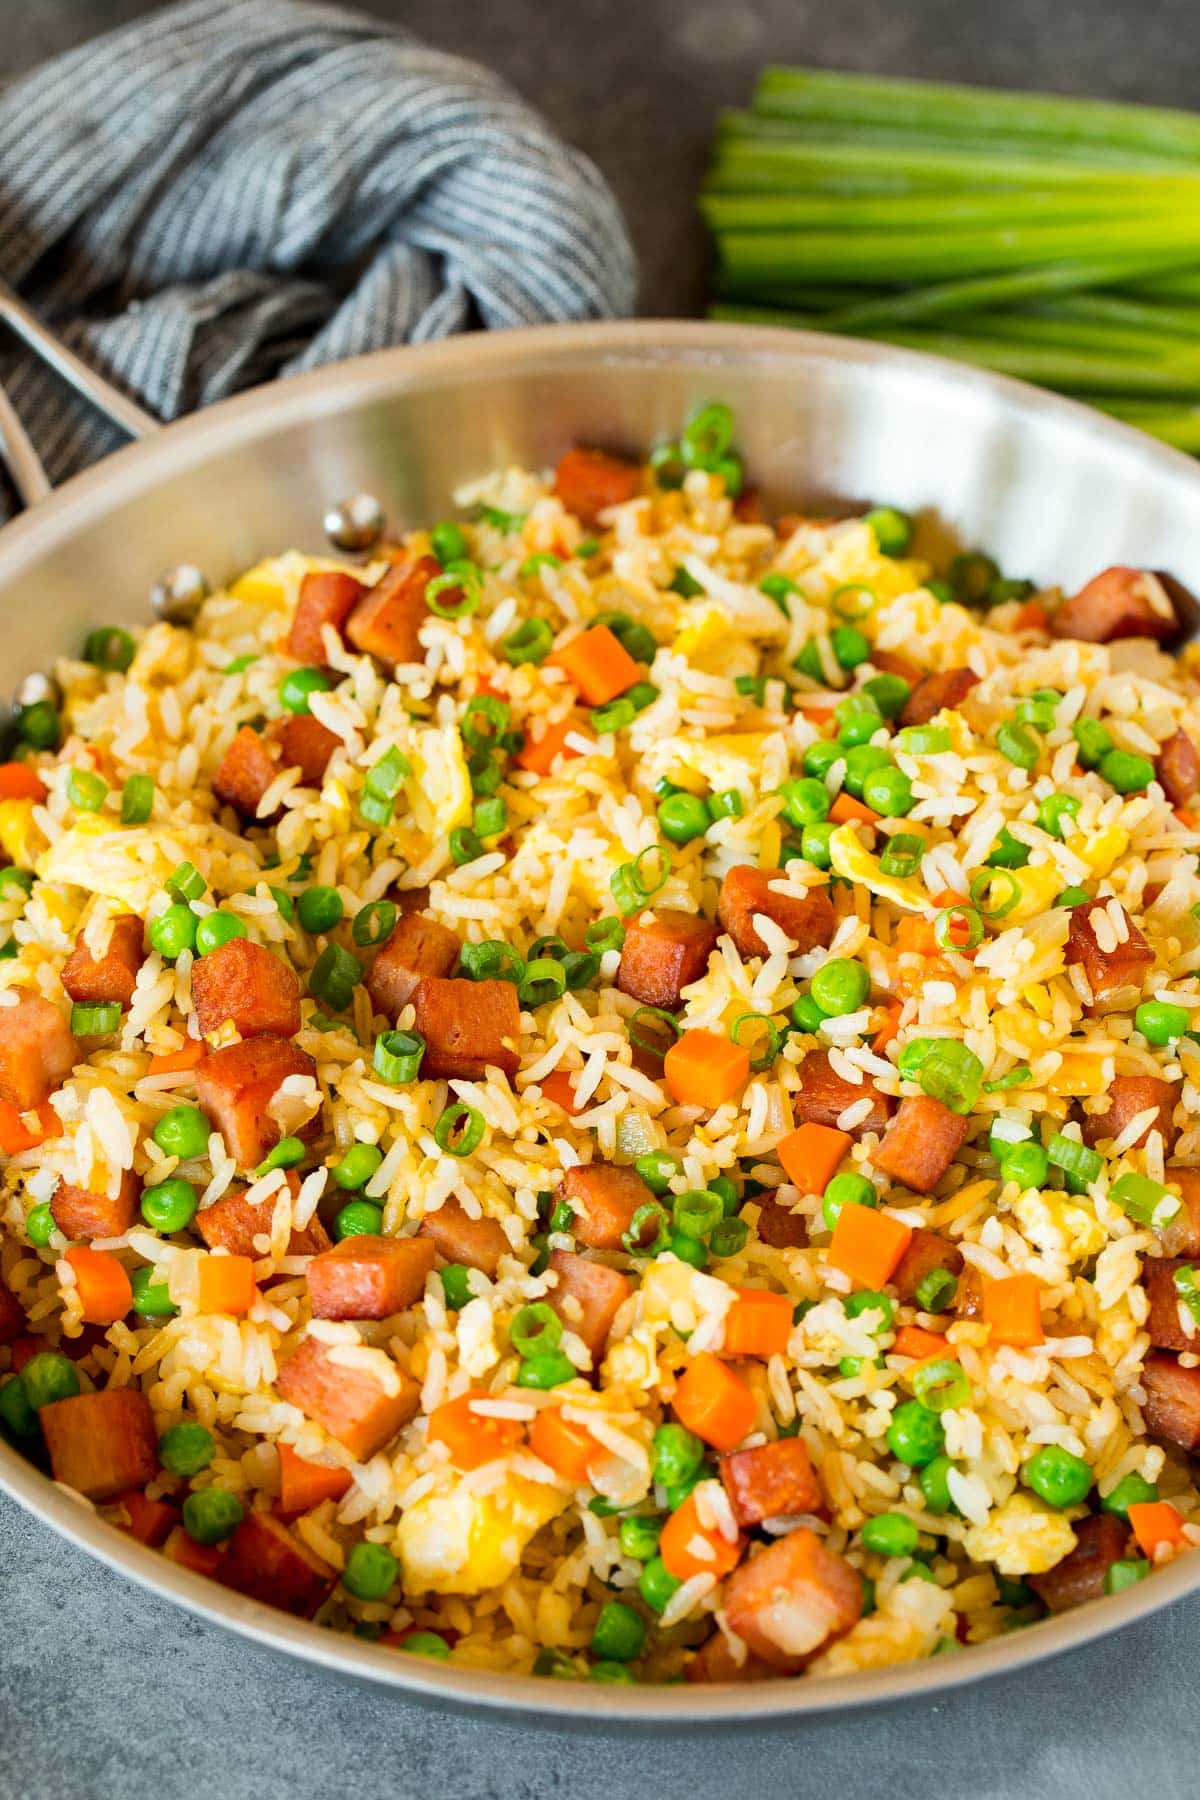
[274,713,340,787]
[213,726,281,820]
[1028,1514,1129,1613]
[615,908,719,1009]
[306,1235,436,1321]
[0,1279,24,1342]
[1143,1256,1197,1352]
[190,938,301,1042]
[556,1162,655,1251]
[1065,901,1154,1010]
[0,989,77,1110]
[220,1510,338,1618]
[890,1227,964,1305]
[753,1191,809,1249]
[61,915,145,1009]
[720,1438,823,1528]
[276,1334,419,1460]
[793,1049,894,1139]
[345,554,440,670]
[1142,1350,1200,1451]
[552,447,641,525]
[685,1633,778,1684]
[1052,566,1181,645]
[412,976,520,1081]
[1156,728,1200,809]
[717,866,835,961]
[51,1170,140,1241]
[724,1528,862,1672]
[418,1195,510,1276]
[1078,1076,1178,1155]
[366,913,459,1020]
[899,668,979,728]
[195,1036,318,1169]
[195,1172,331,1259]
[288,570,366,666]
[547,1249,630,1365]
[873,1095,971,1194]
[40,1387,158,1501]
[1158,1167,1200,1258]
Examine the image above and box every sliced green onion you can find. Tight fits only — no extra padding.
[894,725,951,755]
[586,916,626,954]
[918,1039,983,1115]
[621,1200,671,1256]
[590,697,637,734]
[709,1216,749,1257]
[83,627,136,673]
[433,1103,485,1157]
[628,1006,681,1058]
[449,827,484,866]
[1046,1133,1103,1185]
[610,844,671,916]
[67,768,107,812]
[934,904,983,951]
[576,537,600,559]
[352,900,397,948]
[373,1029,424,1085]
[518,958,569,1008]
[1109,1171,1181,1228]
[365,747,410,800]
[650,441,686,488]
[730,1012,782,1071]
[672,1189,724,1240]
[120,774,154,825]
[166,860,205,903]
[359,790,394,828]
[503,618,554,665]
[996,720,1040,770]
[983,1066,1032,1093]
[914,1268,958,1312]
[473,797,507,839]
[968,869,1021,919]
[461,695,511,751]
[223,654,258,674]
[879,833,925,878]
[459,940,525,983]
[518,553,562,580]
[425,560,482,619]
[758,573,799,616]
[510,1302,563,1356]
[480,505,527,532]
[831,582,877,620]
[912,1359,971,1412]
[70,1001,120,1036]
[680,402,735,469]
[308,942,362,1012]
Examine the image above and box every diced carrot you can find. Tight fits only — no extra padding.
[776,1121,851,1196]
[659,1489,744,1582]
[64,1245,132,1326]
[673,1352,758,1451]
[475,677,506,699]
[0,761,46,802]
[0,1099,58,1155]
[1177,808,1200,830]
[514,716,587,777]
[164,1524,226,1578]
[871,1003,904,1053]
[827,1203,913,1290]
[537,1070,582,1114]
[981,1272,1043,1348]
[663,1030,750,1110]
[1012,600,1048,632]
[529,1407,601,1483]
[427,1392,525,1470]
[895,916,939,957]
[892,1325,950,1363]
[829,792,879,827]
[1127,1499,1188,1558]
[147,1042,205,1077]
[723,1289,793,1359]
[277,1442,353,1516]
[550,624,641,707]
[116,1487,177,1547]
[196,1254,257,1317]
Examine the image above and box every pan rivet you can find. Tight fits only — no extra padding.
[12,671,62,712]
[151,564,210,625]
[324,494,385,553]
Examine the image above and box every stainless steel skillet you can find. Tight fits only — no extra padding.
[1,318,1199,1726]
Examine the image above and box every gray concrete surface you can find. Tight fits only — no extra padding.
[6,1,1200,1794]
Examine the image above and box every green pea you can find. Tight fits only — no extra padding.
[591,1600,645,1662]
[999,1140,1049,1190]
[1098,749,1154,794]
[790,993,826,1034]
[918,1455,957,1515]
[193,912,248,957]
[330,1143,383,1192]
[1135,1000,1189,1046]
[1054,886,1091,908]
[152,1106,210,1161]
[837,709,884,750]
[130,1264,178,1318]
[831,626,870,671]
[1022,1445,1092,1508]
[861,766,914,818]
[657,791,711,845]
[619,1514,663,1561]
[343,1540,398,1601]
[634,1151,680,1195]
[652,1422,704,1488]
[149,903,198,961]
[1072,718,1111,768]
[439,1264,474,1310]
[20,1352,80,1411]
[778,777,830,828]
[431,521,469,566]
[842,744,891,799]
[25,1203,56,1247]
[1100,1472,1159,1521]
[181,1487,243,1545]
[334,1201,384,1240]
[279,668,332,715]
[638,1555,683,1616]
[590,1661,637,1684]
[861,1512,919,1557]
[398,1631,452,1659]
[865,507,913,557]
[1105,1559,1150,1595]
[822,1170,877,1231]
[800,821,835,869]
[803,740,843,780]
[886,1400,945,1468]
[810,958,870,1017]
[0,1375,39,1438]
[515,1349,576,1390]
[1037,792,1081,840]
[862,673,911,719]
[140,1177,198,1234]
[297,887,344,934]
[158,1421,215,1477]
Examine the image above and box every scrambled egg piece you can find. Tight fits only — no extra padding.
[961,1493,1077,1576]
[0,800,40,869]
[1012,1188,1106,1263]
[227,551,368,609]
[640,1259,733,1336]
[37,819,192,914]
[405,724,471,838]
[1067,824,1128,877]
[828,824,926,914]
[397,1475,568,1596]
[659,732,783,799]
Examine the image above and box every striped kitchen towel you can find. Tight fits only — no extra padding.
[0,0,636,508]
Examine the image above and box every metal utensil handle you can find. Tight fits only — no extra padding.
[0,379,52,508]
[0,282,159,443]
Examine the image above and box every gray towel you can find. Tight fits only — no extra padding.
[0,0,636,510]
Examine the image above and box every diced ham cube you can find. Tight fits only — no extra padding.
[1052,566,1182,645]
[51,1170,140,1241]
[685,1632,778,1684]
[60,915,145,1009]
[793,1049,894,1139]
[345,554,440,670]
[195,1172,331,1259]
[873,1095,971,1194]
[220,1510,338,1618]
[1158,1167,1200,1258]
[552,447,641,524]
[1065,901,1154,1010]
[1143,1257,1197,1352]
[547,1249,630,1365]
[716,866,835,961]
[1142,1350,1200,1451]
[419,1195,510,1277]
[890,1227,964,1304]
[288,570,366,666]
[40,1387,158,1502]
[615,908,719,1010]
[366,913,459,1020]
[723,1527,863,1672]
[1028,1513,1129,1613]
[1078,1076,1178,1155]
[556,1162,655,1251]
[0,989,77,1110]
[1156,728,1200,810]
[0,1279,24,1342]
[753,1191,809,1249]
[213,726,280,820]
[195,1036,318,1169]
[276,1334,419,1461]
[274,714,340,787]
[898,667,978,728]
[190,938,302,1041]
[305,1234,436,1321]
[720,1438,823,1528]
[412,976,520,1081]
[115,1487,178,1548]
